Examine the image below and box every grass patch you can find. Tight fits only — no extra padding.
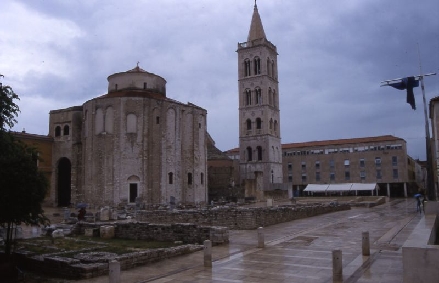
[14,236,180,256]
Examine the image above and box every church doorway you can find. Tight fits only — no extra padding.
[129,183,138,203]
[57,157,71,207]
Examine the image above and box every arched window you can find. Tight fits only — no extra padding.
[127,113,137,133]
[95,108,104,134]
[188,173,193,185]
[63,125,70,136]
[246,119,252,130]
[274,120,278,132]
[55,126,61,137]
[105,106,114,134]
[273,90,277,107]
[255,88,262,105]
[269,118,273,130]
[272,60,275,78]
[244,59,251,77]
[256,118,262,129]
[168,172,173,184]
[245,89,252,105]
[271,170,274,183]
[257,146,262,161]
[246,147,252,161]
[267,58,271,76]
[254,57,261,75]
[268,88,273,105]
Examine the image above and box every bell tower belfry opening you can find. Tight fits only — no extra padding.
[237,3,284,199]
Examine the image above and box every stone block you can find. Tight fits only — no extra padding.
[100,207,110,221]
[52,229,65,238]
[85,228,98,237]
[100,225,115,239]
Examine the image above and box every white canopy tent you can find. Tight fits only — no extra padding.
[304,183,378,194]
[303,184,329,192]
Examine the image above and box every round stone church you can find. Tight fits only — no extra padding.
[49,66,207,207]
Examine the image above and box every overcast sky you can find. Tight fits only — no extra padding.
[1,0,438,159]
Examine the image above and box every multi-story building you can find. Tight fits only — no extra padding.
[237,3,284,199]
[429,96,439,199]
[283,135,418,197]
[227,135,419,197]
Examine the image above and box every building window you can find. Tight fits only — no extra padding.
[375,157,381,166]
[257,146,262,161]
[268,88,273,105]
[55,126,61,137]
[246,89,252,105]
[143,82,147,89]
[188,173,193,185]
[115,84,118,90]
[168,172,173,184]
[246,119,252,130]
[315,161,320,170]
[288,162,292,171]
[360,158,365,168]
[316,172,320,182]
[376,170,382,179]
[254,57,261,75]
[288,174,292,182]
[301,161,306,171]
[330,172,335,181]
[273,90,276,107]
[256,118,262,129]
[244,59,251,77]
[392,156,397,166]
[256,88,262,105]
[156,116,160,124]
[344,159,349,168]
[345,171,350,181]
[127,113,137,133]
[63,125,70,136]
[246,147,252,161]
[360,171,366,180]
[393,169,398,179]
[301,173,307,182]
[329,160,335,169]
[201,173,204,185]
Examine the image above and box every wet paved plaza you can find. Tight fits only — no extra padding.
[72,199,423,283]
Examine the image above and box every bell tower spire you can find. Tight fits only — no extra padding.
[247,0,266,42]
[237,3,283,200]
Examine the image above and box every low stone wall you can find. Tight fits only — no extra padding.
[137,203,351,230]
[15,245,202,280]
[74,222,229,245]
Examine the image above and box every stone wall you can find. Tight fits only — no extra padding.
[15,245,202,280]
[75,222,229,245]
[137,203,350,230]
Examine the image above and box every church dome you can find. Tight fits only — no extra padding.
[107,65,167,96]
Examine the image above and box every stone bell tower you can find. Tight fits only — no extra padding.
[237,2,283,198]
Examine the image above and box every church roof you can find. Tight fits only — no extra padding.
[247,3,266,42]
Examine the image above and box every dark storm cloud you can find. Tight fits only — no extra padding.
[1,0,438,159]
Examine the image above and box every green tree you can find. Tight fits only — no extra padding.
[0,75,20,131]
[0,80,49,257]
